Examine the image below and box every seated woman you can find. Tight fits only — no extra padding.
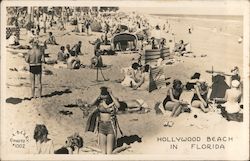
[46,32,59,45]
[133,64,150,90]
[185,73,201,90]
[173,40,186,55]
[28,30,38,44]
[121,62,142,87]
[33,124,54,154]
[85,87,121,154]
[191,82,210,113]
[159,79,190,117]
[216,80,243,122]
[7,32,20,46]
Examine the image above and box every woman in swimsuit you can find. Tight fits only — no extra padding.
[90,87,121,154]
[216,80,242,122]
[159,79,189,117]
[191,82,210,113]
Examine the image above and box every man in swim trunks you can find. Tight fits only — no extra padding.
[25,41,46,98]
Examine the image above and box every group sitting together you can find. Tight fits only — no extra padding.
[120,62,150,90]
[56,41,82,69]
[156,70,243,122]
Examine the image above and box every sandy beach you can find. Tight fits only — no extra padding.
[2,10,247,159]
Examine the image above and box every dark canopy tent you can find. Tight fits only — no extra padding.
[111,33,138,51]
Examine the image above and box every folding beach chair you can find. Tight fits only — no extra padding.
[148,66,167,92]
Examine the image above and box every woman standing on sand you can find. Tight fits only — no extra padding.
[85,87,121,154]
[159,79,189,117]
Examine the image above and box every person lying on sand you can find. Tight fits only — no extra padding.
[45,32,59,45]
[118,99,149,113]
[54,133,83,154]
[216,80,243,122]
[158,79,190,117]
[33,124,54,154]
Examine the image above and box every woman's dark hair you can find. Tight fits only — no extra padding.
[191,72,201,79]
[33,124,48,142]
[173,79,183,92]
[132,62,140,70]
[200,82,208,92]
[60,46,65,50]
[96,87,113,105]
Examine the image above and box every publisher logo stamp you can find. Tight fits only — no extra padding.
[10,130,29,149]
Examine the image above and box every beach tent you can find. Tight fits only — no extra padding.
[111,33,138,51]
[113,24,129,33]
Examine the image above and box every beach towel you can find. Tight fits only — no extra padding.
[210,75,230,99]
[85,108,99,133]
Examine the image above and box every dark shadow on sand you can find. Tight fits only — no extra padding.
[116,135,142,148]
[6,89,72,105]
[42,88,72,98]
[64,104,78,108]
[6,97,32,104]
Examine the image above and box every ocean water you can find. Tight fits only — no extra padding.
[150,14,243,21]
[150,14,243,36]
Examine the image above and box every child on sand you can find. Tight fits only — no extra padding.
[33,124,54,154]
[45,32,58,45]
[54,133,83,154]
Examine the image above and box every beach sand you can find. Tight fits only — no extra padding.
[2,14,246,157]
